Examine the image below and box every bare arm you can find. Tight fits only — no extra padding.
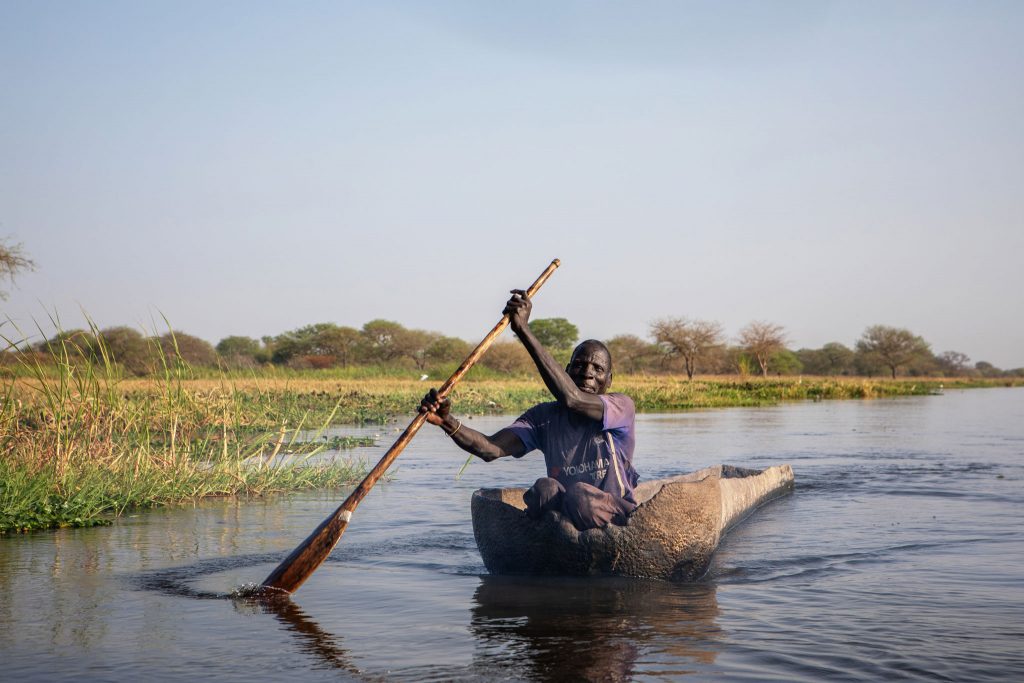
[420,390,527,462]
[504,290,605,422]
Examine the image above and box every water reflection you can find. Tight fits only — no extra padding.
[236,593,370,679]
[470,576,721,680]
[223,575,721,682]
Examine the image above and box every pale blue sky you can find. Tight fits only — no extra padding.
[2,1,1022,367]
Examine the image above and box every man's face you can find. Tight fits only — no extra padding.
[566,344,612,395]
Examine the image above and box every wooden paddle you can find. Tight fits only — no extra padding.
[261,258,561,593]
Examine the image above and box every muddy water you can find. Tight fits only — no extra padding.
[2,388,1022,681]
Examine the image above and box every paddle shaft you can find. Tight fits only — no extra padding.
[261,259,561,593]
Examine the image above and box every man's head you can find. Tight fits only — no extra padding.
[566,340,613,395]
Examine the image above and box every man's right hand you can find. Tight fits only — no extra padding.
[419,388,450,426]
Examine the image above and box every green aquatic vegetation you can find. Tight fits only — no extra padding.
[0,323,371,533]
[269,434,377,455]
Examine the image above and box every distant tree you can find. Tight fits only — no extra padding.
[216,335,268,368]
[852,347,885,376]
[738,321,787,377]
[0,238,35,299]
[314,326,362,367]
[158,331,218,367]
[481,341,533,375]
[217,335,261,357]
[650,317,725,380]
[268,324,331,364]
[37,329,98,361]
[267,324,362,367]
[360,320,408,363]
[399,328,441,370]
[424,336,472,366]
[974,360,1002,378]
[100,326,152,375]
[796,342,854,376]
[906,349,940,377]
[936,351,971,376]
[528,318,579,351]
[606,334,660,374]
[821,342,854,375]
[856,325,930,379]
[771,349,803,375]
[795,348,827,375]
[702,344,736,375]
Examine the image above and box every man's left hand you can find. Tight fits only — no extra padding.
[504,289,532,332]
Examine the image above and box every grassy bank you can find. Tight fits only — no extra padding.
[0,344,374,533]
[3,343,1020,534]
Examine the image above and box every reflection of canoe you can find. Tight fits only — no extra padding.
[471,464,794,581]
[470,575,721,679]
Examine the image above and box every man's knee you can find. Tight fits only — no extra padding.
[523,477,564,519]
[532,477,564,499]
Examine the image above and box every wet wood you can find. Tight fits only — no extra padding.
[261,258,561,593]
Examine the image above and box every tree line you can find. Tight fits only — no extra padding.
[3,243,1018,379]
[631,318,1019,379]
[9,315,1022,380]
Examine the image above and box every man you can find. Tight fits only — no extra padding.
[420,289,639,531]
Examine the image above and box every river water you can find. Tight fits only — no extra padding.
[2,388,1022,681]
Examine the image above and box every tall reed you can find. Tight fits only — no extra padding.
[1,320,368,532]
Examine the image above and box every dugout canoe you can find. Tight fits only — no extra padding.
[471,464,794,581]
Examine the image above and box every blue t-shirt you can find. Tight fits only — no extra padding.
[506,393,639,504]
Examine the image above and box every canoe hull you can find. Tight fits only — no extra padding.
[471,464,794,581]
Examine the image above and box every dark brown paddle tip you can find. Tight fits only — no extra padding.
[232,582,294,600]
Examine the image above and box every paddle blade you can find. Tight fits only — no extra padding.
[262,506,352,593]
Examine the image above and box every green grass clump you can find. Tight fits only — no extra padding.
[1,322,372,533]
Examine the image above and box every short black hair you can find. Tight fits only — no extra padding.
[571,339,612,373]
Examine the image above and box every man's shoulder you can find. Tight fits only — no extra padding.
[602,392,635,408]
[600,392,636,430]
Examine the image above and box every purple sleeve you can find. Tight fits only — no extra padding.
[505,408,540,458]
[600,393,635,431]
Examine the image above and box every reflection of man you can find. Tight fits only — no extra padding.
[470,576,721,680]
[420,289,639,530]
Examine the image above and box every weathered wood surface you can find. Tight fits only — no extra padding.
[471,464,795,581]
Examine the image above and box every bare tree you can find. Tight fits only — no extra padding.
[650,317,724,380]
[0,238,35,299]
[937,350,971,376]
[856,325,930,379]
[738,321,787,377]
